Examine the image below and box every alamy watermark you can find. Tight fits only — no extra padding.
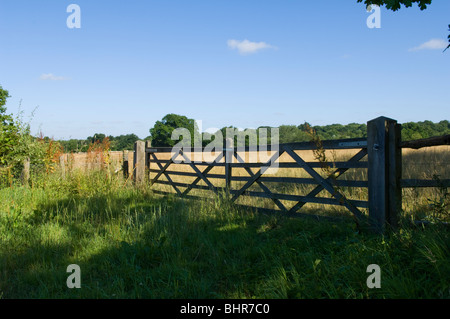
[67,4,81,29]
[170,121,280,173]
[65,4,379,30]
[366,264,381,288]
[366,5,381,29]
[66,264,81,289]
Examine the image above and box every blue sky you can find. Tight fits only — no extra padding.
[0,0,449,140]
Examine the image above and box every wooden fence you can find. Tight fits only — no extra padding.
[132,116,450,234]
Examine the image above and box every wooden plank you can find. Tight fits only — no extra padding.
[367,117,387,234]
[149,159,368,169]
[150,159,226,167]
[225,138,233,191]
[234,205,349,222]
[149,169,225,180]
[154,179,221,193]
[401,179,450,188]
[283,146,365,221]
[255,176,368,188]
[236,190,369,208]
[133,141,146,185]
[229,161,368,169]
[387,122,401,229]
[151,189,207,201]
[401,134,450,149]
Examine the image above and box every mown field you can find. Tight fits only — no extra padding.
[0,146,448,299]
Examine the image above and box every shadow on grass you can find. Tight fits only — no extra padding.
[0,188,365,299]
[2,189,448,299]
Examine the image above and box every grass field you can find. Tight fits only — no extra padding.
[0,146,448,299]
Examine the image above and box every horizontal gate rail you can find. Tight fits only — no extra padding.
[401,179,450,188]
[148,159,368,169]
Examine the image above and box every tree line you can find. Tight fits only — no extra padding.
[58,114,449,151]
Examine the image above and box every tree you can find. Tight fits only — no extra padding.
[0,85,12,124]
[88,133,106,144]
[110,134,139,151]
[0,85,18,164]
[357,0,431,11]
[149,114,200,147]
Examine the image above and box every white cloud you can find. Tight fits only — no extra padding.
[39,73,69,81]
[408,39,448,52]
[227,39,276,55]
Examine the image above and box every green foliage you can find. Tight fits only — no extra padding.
[0,85,18,166]
[0,86,65,186]
[357,0,432,11]
[150,113,200,147]
[109,134,140,151]
[0,85,11,115]
[401,120,449,141]
[59,134,141,153]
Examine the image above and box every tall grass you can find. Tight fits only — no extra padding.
[0,157,449,299]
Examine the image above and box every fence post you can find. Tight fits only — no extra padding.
[367,116,402,233]
[145,140,152,183]
[133,141,146,186]
[60,155,66,179]
[224,138,234,193]
[21,157,30,185]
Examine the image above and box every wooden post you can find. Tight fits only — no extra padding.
[225,138,234,192]
[388,121,402,230]
[145,140,151,182]
[60,155,66,179]
[133,141,146,186]
[21,157,30,185]
[367,116,402,234]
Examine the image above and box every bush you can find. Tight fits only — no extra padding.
[0,85,64,187]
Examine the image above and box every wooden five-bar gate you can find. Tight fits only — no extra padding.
[131,116,450,234]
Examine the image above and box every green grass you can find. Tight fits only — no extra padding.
[0,170,449,299]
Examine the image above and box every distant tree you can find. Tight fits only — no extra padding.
[149,114,199,147]
[111,134,139,151]
[88,133,106,144]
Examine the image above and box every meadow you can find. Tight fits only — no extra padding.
[0,146,448,299]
